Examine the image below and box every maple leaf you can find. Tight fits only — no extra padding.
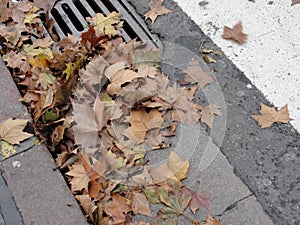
[72,102,100,148]
[37,73,56,90]
[150,151,189,183]
[79,55,109,91]
[33,0,57,12]
[203,214,223,225]
[11,1,31,24]
[81,26,106,49]
[0,0,11,23]
[0,24,25,46]
[182,186,211,214]
[0,118,33,145]
[75,195,97,223]
[182,64,213,89]
[144,0,172,25]
[132,191,153,217]
[23,5,40,24]
[66,162,91,192]
[291,0,300,5]
[126,109,163,140]
[104,193,132,225]
[222,21,247,44]
[88,12,121,37]
[106,68,146,96]
[200,104,222,128]
[32,37,54,48]
[155,192,191,225]
[251,103,292,128]
[3,51,30,72]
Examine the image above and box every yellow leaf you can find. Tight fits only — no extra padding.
[0,118,33,145]
[89,12,121,37]
[168,151,189,181]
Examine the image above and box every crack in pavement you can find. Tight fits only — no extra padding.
[214,193,254,217]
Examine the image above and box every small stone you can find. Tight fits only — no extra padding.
[12,161,21,168]
[263,178,272,186]
[246,84,252,89]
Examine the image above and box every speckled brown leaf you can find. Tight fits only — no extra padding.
[200,104,222,128]
[182,64,213,89]
[182,186,211,214]
[132,192,153,217]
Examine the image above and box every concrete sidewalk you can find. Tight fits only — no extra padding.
[0,58,88,225]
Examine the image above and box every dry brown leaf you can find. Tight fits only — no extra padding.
[182,186,211,214]
[130,222,150,225]
[75,195,97,223]
[291,0,300,5]
[107,69,145,95]
[104,193,132,225]
[182,64,213,89]
[126,109,163,140]
[132,192,153,217]
[144,0,172,25]
[150,151,189,183]
[200,104,222,128]
[0,118,33,145]
[32,37,54,48]
[251,103,292,128]
[222,21,247,44]
[204,214,222,225]
[66,162,91,192]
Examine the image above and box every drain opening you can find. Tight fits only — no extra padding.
[46,0,161,49]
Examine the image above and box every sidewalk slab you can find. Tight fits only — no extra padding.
[0,145,88,225]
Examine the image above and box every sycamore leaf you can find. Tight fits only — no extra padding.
[32,37,54,48]
[251,103,292,128]
[106,69,145,95]
[200,104,222,128]
[150,151,189,183]
[144,0,172,25]
[33,0,57,11]
[104,193,132,225]
[155,192,191,225]
[66,162,91,192]
[222,21,247,44]
[182,64,213,89]
[182,186,211,213]
[203,214,222,225]
[126,109,163,140]
[75,195,97,222]
[0,118,33,145]
[88,12,121,37]
[37,73,56,90]
[291,0,300,5]
[132,192,153,217]
[79,55,108,91]
[0,0,11,23]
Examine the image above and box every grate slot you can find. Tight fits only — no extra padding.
[73,0,92,18]
[51,8,73,36]
[48,0,161,49]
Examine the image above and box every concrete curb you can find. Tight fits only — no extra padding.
[0,58,88,225]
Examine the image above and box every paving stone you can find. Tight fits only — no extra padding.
[0,145,88,225]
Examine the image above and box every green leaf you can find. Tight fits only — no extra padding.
[64,63,75,80]
[42,109,59,122]
[143,188,160,204]
[112,183,128,194]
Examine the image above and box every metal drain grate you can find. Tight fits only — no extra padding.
[48,0,161,48]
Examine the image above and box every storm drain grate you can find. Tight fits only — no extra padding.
[48,0,161,48]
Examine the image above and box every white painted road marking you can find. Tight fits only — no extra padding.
[174,0,300,131]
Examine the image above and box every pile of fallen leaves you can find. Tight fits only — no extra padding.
[0,1,235,225]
